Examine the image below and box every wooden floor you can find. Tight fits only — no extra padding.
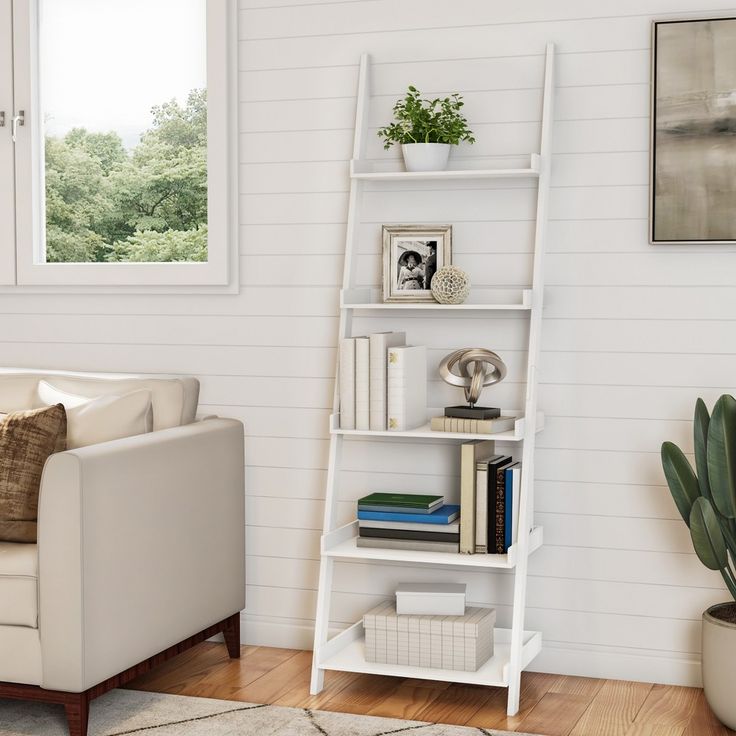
[127,643,735,736]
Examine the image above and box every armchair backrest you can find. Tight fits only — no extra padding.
[0,368,199,430]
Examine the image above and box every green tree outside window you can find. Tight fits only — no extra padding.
[45,89,207,264]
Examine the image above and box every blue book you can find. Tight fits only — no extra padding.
[504,463,521,552]
[357,504,460,525]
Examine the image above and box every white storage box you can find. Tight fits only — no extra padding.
[363,601,495,672]
[396,582,466,615]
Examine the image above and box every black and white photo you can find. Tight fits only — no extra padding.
[382,225,452,302]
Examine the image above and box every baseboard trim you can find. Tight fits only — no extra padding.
[529,641,702,687]
[241,615,703,687]
[242,614,322,650]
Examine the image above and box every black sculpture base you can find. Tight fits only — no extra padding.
[444,406,501,420]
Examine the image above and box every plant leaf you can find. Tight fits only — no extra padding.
[707,394,736,519]
[661,441,701,525]
[690,497,727,570]
[694,398,712,503]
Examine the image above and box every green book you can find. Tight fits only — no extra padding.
[358,493,443,513]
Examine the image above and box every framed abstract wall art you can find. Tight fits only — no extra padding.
[651,17,736,243]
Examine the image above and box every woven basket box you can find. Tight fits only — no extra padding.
[363,601,495,672]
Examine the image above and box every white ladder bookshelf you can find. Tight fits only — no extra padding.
[310,43,555,717]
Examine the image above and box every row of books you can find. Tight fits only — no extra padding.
[430,415,517,435]
[460,440,521,554]
[356,492,460,553]
[339,332,426,431]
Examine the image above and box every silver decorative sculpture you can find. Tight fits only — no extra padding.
[439,348,507,419]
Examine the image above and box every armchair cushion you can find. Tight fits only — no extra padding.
[0,369,199,430]
[0,405,67,543]
[0,542,37,627]
[36,381,153,449]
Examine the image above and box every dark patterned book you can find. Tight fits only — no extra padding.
[495,464,507,554]
[475,455,513,554]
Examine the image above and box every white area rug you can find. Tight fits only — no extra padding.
[0,689,541,736]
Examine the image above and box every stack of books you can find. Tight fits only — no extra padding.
[430,414,517,435]
[339,332,426,432]
[356,493,460,553]
[459,440,521,555]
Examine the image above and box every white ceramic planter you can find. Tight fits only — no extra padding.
[401,143,451,172]
[702,603,736,729]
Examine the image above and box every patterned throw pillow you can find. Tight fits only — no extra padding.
[0,404,67,543]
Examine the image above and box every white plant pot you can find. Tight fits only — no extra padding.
[702,603,736,729]
[401,143,451,172]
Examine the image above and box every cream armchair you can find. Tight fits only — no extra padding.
[0,370,246,736]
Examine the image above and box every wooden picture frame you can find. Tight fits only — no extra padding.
[382,224,452,303]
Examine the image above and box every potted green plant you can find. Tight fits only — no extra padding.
[377,86,475,172]
[661,395,736,728]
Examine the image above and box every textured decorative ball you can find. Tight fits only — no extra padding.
[431,265,470,304]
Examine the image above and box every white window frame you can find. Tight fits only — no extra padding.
[0,0,14,285]
[1,0,238,292]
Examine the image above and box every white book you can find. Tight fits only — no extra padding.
[387,345,427,431]
[459,441,496,555]
[339,337,356,430]
[369,332,406,431]
[355,336,370,430]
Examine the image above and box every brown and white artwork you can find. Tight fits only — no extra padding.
[651,17,736,243]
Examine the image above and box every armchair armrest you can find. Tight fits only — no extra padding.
[37,418,245,692]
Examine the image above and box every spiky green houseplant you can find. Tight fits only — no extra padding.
[661,395,736,600]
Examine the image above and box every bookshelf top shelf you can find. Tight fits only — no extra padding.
[342,288,533,311]
[350,154,541,181]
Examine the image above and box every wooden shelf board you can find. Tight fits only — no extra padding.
[317,622,542,688]
[323,521,544,569]
[330,410,544,442]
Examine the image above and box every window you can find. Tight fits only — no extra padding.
[1,0,235,288]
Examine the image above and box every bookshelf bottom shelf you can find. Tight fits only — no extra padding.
[317,623,542,688]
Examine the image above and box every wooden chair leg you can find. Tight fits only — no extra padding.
[64,692,89,736]
[222,613,241,659]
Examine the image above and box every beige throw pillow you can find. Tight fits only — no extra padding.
[36,381,153,449]
[0,404,67,543]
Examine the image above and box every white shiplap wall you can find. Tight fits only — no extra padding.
[5,0,736,685]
